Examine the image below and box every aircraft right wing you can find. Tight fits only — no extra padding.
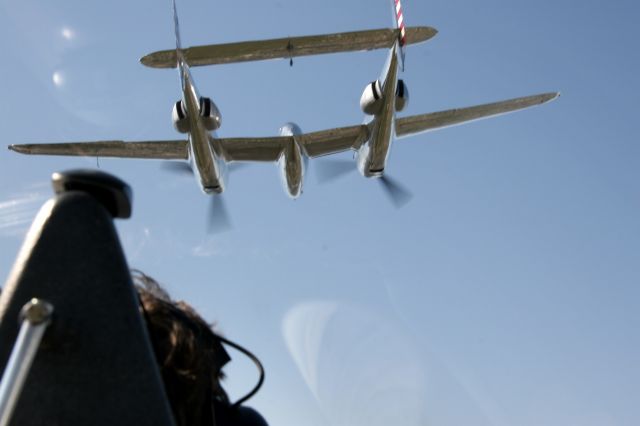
[8,140,189,160]
[140,27,437,68]
[395,92,560,138]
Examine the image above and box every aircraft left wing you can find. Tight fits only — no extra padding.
[141,27,437,68]
[219,124,369,161]
[10,125,369,164]
[9,140,189,160]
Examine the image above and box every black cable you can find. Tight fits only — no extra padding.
[217,335,265,407]
[132,271,265,409]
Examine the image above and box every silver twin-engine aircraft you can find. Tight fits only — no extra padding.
[9,0,558,201]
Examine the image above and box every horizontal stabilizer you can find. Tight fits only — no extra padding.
[141,26,437,68]
[395,92,560,138]
[9,140,189,160]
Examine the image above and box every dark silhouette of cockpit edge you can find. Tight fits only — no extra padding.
[0,170,267,426]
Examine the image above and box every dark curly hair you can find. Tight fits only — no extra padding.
[133,270,230,426]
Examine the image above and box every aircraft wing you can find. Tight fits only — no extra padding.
[8,140,189,160]
[296,124,369,157]
[219,124,369,161]
[218,136,291,162]
[141,27,437,68]
[395,92,560,138]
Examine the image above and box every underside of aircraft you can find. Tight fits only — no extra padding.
[8,0,558,205]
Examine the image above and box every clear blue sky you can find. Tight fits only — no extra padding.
[1,0,638,424]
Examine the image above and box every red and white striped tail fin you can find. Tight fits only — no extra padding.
[394,0,407,46]
[392,0,407,70]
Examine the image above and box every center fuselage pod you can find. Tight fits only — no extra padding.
[356,45,400,178]
[179,59,225,194]
[278,122,307,198]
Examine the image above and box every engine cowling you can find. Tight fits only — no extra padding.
[278,122,306,199]
[199,97,222,131]
[360,80,384,115]
[172,100,190,133]
[395,79,409,112]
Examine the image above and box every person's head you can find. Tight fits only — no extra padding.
[134,271,230,426]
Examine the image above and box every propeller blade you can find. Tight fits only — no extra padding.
[315,159,355,184]
[161,161,193,176]
[207,195,232,233]
[378,175,413,208]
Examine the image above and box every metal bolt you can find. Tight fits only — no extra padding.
[19,299,54,326]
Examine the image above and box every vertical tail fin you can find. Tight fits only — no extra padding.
[171,0,188,89]
[172,0,182,51]
[390,0,407,71]
[378,0,405,86]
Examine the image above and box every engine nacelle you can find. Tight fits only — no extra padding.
[360,80,384,115]
[171,97,222,133]
[172,100,190,133]
[395,79,409,112]
[199,97,222,131]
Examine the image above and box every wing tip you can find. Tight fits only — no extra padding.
[8,144,27,154]
[139,51,176,69]
[406,26,438,44]
[139,55,151,66]
[542,91,561,103]
[523,92,560,106]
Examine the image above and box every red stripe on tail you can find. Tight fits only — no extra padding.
[394,0,406,46]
